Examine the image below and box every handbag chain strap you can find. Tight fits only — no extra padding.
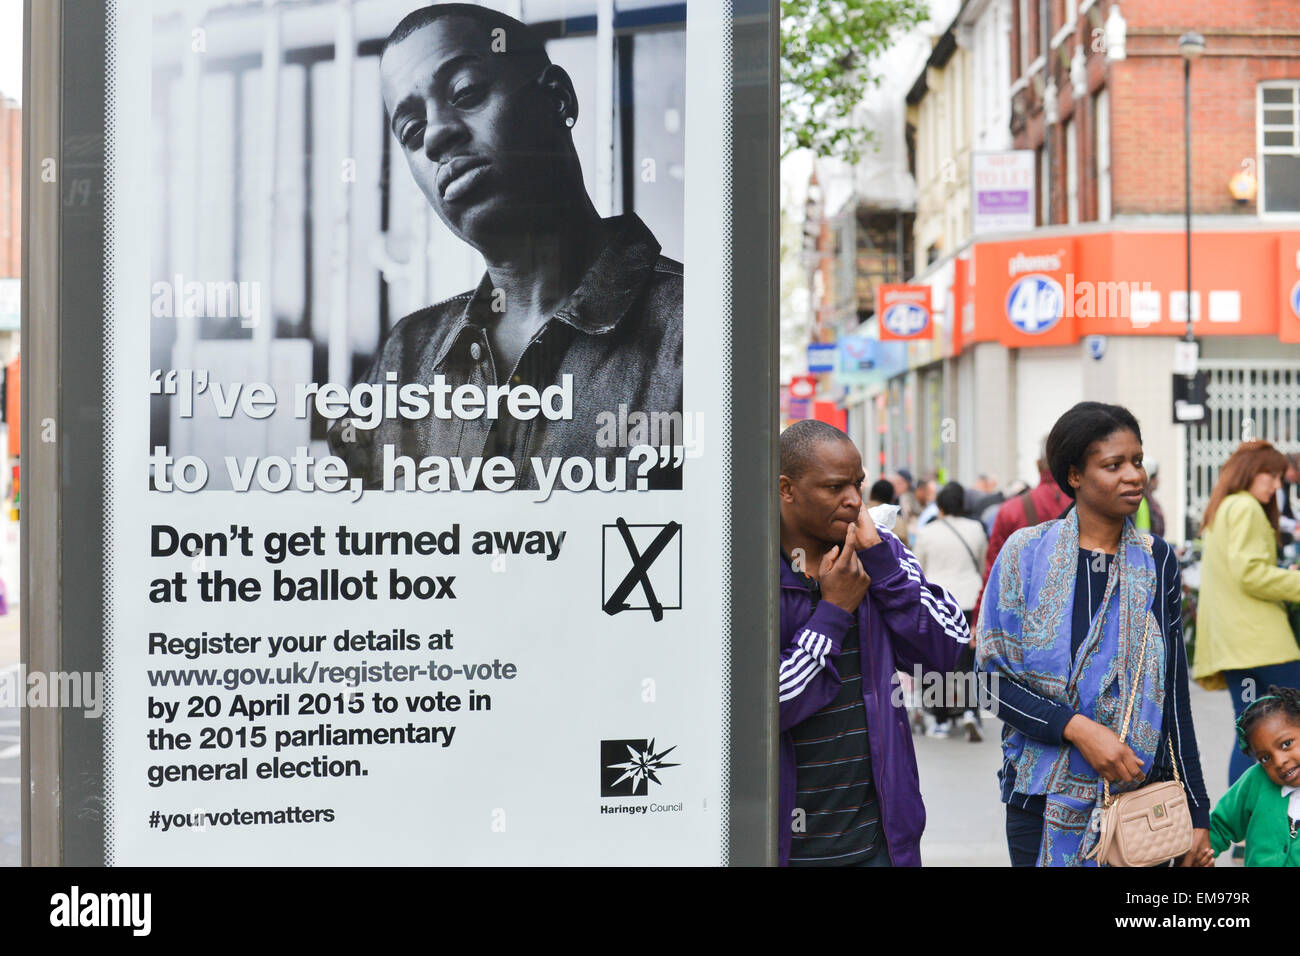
[939,518,982,576]
[1102,617,1180,808]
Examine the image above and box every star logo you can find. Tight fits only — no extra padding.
[600,738,680,797]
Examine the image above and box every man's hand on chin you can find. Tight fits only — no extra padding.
[853,505,883,550]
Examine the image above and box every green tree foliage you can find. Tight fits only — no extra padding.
[782,0,930,163]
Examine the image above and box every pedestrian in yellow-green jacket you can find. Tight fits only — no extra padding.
[1194,441,1300,786]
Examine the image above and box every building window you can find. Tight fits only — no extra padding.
[1095,88,1111,222]
[1259,82,1300,214]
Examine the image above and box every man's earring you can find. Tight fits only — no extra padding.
[564,115,575,128]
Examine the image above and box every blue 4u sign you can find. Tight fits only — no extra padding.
[882,302,930,337]
[1006,274,1065,333]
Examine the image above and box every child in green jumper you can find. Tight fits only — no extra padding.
[1210,686,1300,867]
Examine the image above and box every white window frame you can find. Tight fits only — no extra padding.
[1096,88,1111,222]
[1050,2,1076,52]
[1258,80,1300,217]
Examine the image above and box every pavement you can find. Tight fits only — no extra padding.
[0,690,16,868]
[916,679,1240,866]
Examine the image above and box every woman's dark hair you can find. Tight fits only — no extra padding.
[868,479,896,504]
[936,481,965,516]
[1045,402,1143,500]
[1236,685,1300,754]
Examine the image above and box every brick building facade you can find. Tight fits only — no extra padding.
[1012,0,1300,223]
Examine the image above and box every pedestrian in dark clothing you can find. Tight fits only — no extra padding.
[778,421,969,866]
[868,479,897,508]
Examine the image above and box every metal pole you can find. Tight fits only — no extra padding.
[21,0,62,868]
[1184,57,1193,345]
[1183,53,1195,542]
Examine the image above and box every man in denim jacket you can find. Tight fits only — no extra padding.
[330,5,681,490]
[779,421,969,865]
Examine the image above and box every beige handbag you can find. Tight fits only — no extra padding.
[1085,621,1194,867]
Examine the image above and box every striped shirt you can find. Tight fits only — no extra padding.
[788,576,882,866]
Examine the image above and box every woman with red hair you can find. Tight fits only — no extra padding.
[1194,441,1300,787]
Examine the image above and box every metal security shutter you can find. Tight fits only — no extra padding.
[1188,361,1300,530]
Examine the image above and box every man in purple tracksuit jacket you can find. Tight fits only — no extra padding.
[779,422,969,866]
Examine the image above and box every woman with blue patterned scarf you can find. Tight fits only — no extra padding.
[976,402,1213,866]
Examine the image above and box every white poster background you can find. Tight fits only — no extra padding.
[105,1,733,865]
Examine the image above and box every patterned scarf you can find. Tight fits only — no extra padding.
[977,508,1165,866]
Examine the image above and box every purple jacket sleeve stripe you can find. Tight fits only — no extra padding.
[778,602,851,733]
[883,532,968,643]
[778,630,827,679]
[778,649,819,694]
[778,659,819,700]
[857,528,970,677]
[779,630,831,701]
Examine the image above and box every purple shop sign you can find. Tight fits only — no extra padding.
[977,190,1030,215]
[971,150,1036,235]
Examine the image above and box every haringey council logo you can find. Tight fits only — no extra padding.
[600,738,680,797]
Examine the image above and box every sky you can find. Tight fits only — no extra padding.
[0,0,21,103]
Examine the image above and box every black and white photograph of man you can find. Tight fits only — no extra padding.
[147,0,688,491]
[331,3,683,489]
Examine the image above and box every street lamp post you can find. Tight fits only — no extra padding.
[1180,32,1205,347]
[1179,31,1205,544]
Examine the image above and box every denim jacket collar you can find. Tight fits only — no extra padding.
[429,214,662,372]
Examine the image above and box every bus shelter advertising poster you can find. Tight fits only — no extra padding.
[42,0,775,865]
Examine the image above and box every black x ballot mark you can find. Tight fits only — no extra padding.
[602,518,682,622]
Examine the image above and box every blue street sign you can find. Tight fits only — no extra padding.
[807,343,837,373]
